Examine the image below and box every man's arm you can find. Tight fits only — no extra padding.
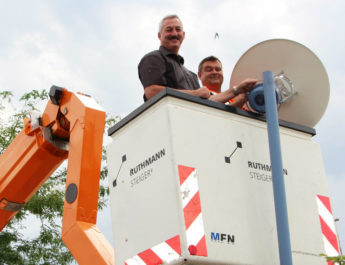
[144,85,211,100]
[144,85,166,99]
[209,78,257,104]
[209,88,236,103]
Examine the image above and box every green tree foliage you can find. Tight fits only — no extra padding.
[320,254,345,265]
[0,89,119,265]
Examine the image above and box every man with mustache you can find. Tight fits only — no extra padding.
[138,15,256,102]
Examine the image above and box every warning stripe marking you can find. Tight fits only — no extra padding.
[319,217,339,253]
[165,235,182,255]
[178,165,208,257]
[138,249,162,265]
[125,255,146,265]
[185,213,205,246]
[180,169,199,208]
[124,235,181,265]
[318,195,333,213]
[316,195,340,261]
[323,235,340,258]
[195,235,208,256]
[178,166,195,186]
[151,242,180,263]
[183,192,202,229]
[317,196,336,234]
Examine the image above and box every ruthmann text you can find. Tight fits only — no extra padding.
[130,149,166,176]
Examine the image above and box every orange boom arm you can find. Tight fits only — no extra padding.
[0,86,114,265]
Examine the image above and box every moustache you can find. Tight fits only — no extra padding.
[167,35,181,40]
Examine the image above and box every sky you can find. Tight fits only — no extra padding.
[1,0,344,259]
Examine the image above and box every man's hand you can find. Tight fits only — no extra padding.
[192,86,211,99]
[236,78,258,94]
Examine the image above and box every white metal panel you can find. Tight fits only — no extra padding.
[107,97,329,265]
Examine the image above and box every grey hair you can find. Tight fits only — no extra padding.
[159,15,183,33]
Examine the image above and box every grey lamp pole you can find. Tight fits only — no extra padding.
[263,70,293,265]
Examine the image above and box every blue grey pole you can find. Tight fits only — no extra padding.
[263,71,293,265]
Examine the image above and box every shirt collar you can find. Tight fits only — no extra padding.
[159,46,184,64]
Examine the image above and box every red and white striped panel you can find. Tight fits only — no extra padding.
[316,195,340,264]
[178,165,208,257]
[125,235,181,265]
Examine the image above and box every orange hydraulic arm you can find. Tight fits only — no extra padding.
[0,86,114,265]
[0,106,68,230]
